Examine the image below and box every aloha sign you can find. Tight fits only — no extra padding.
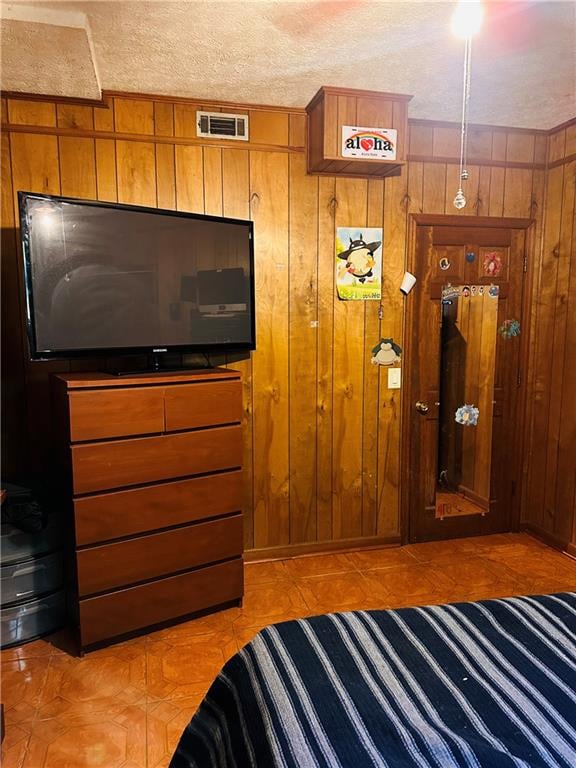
[341,126,397,160]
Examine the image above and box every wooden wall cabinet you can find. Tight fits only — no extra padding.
[52,368,244,651]
[306,86,412,177]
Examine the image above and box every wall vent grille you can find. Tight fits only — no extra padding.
[196,111,249,141]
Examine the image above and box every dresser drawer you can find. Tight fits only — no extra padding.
[165,380,242,431]
[68,388,164,442]
[72,425,242,494]
[77,514,242,596]
[79,559,243,647]
[74,470,242,545]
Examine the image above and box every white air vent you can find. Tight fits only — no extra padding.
[196,111,249,141]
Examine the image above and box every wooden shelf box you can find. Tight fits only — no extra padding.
[306,86,412,178]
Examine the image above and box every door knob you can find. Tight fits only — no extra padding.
[415,400,429,414]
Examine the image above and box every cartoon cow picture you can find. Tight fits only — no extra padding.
[337,235,381,283]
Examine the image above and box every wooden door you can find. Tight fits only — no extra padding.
[405,215,531,543]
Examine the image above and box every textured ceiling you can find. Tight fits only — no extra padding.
[1,0,575,128]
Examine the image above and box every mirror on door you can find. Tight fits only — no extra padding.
[436,285,499,520]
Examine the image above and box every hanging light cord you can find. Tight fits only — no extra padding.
[454,36,473,208]
[460,36,472,180]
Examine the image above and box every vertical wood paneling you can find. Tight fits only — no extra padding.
[116,140,157,206]
[316,177,336,541]
[1,133,28,479]
[332,177,367,539]
[249,111,289,146]
[59,137,97,198]
[409,124,433,156]
[175,145,204,212]
[377,169,407,536]
[94,102,115,132]
[407,161,424,214]
[250,151,290,548]
[7,100,56,127]
[4,94,571,555]
[289,153,319,543]
[505,133,535,164]
[489,168,505,217]
[422,163,446,213]
[289,114,306,147]
[362,178,384,536]
[56,104,94,130]
[543,161,575,540]
[114,99,154,135]
[154,102,174,137]
[556,174,576,543]
[477,166,491,216]
[526,164,564,530]
[95,139,117,201]
[174,104,198,138]
[203,147,223,216]
[503,169,533,217]
[8,132,62,484]
[523,121,576,550]
[221,149,254,550]
[155,144,176,209]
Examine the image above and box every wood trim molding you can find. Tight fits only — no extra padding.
[2,90,572,135]
[1,89,307,115]
[408,117,548,135]
[407,154,545,171]
[1,122,305,154]
[546,115,576,134]
[410,213,534,229]
[520,522,573,556]
[103,90,307,114]
[1,90,107,107]
[245,534,402,562]
[548,152,576,169]
[306,85,413,111]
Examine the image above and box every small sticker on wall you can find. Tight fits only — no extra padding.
[442,285,459,300]
[461,286,471,297]
[466,251,476,263]
[455,404,479,426]
[371,338,402,366]
[483,251,502,277]
[439,257,451,271]
[489,285,499,297]
[499,319,521,339]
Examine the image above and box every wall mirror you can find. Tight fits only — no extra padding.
[436,285,499,520]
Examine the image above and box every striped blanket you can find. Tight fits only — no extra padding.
[170,593,576,767]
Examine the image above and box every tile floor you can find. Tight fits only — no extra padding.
[2,532,576,768]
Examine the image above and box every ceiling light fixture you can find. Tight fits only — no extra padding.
[451,0,483,210]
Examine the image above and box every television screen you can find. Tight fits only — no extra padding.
[19,193,255,359]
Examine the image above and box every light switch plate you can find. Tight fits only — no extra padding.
[388,367,401,389]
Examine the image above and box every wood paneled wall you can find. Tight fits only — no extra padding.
[0,92,559,557]
[522,120,576,552]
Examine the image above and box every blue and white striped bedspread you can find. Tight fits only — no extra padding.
[170,593,576,767]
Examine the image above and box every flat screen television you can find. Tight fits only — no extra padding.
[18,192,256,361]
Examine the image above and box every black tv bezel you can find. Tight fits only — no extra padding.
[18,191,256,361]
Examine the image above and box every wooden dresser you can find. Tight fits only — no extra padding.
[52,368,244,652]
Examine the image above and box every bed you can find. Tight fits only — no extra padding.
[169,593,576,767]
